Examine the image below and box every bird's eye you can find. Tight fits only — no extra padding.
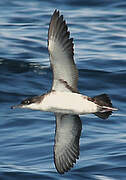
[22,99,31,105]
[26,100,30,104]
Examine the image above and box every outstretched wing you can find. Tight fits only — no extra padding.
[48,10,78,92]
[54,113,82,174]
[48,10,82,174]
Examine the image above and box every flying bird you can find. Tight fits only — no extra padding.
[11,10,117,174]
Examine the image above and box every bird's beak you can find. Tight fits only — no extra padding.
[11,104,23,109]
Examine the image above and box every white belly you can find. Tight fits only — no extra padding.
[40,91,98,115]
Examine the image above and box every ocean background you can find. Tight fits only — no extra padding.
[0,0,126,179]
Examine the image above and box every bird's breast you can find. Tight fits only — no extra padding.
[40,91,98,114]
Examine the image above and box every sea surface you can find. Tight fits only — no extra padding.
[0,0,126,179]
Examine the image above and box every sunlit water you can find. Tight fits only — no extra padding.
[0,1,126,179]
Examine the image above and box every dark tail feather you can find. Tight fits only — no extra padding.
[95,111,112,119]
[93,94,116,119]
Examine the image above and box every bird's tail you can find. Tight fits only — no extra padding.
[92,94,117,119]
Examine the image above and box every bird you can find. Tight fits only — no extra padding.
[11,10,117,174]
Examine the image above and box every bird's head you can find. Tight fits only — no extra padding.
[11,96,42,110]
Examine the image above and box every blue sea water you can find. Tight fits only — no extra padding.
[0,0,126,179]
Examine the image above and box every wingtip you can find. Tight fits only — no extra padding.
[53,9,60,16]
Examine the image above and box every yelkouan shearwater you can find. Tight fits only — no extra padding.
[11,10,117,174]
